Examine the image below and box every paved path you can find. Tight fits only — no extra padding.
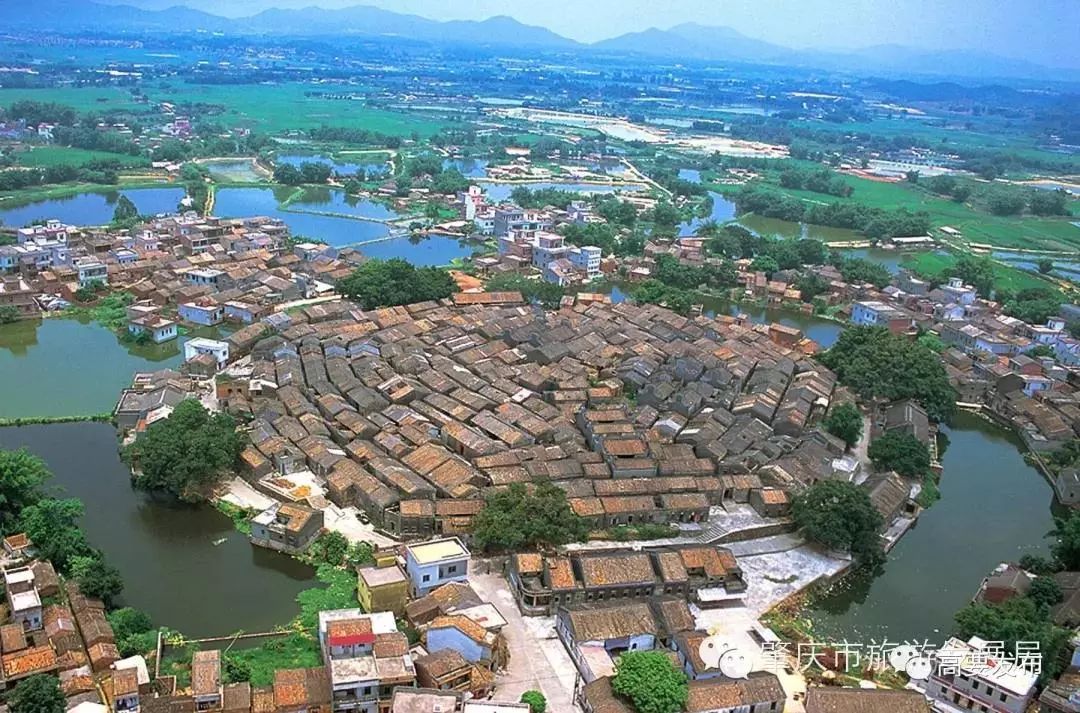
[469,565,578,711]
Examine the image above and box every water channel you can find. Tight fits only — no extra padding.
[811,411,1058,644]
[0,422,315,637]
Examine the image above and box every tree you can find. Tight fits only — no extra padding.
[112,194,139,224]
[336,259,457,311]
[223,654,252,684]
[1038,258,1054,275]
[520,691,546,713]
[0,305,20,324]
[868,431,931,478]
[749,254,779,276]
[7,674,65,713]
[70,553,124,605]
[611,651,688,713]
[472,483,590,552]
[823,403,863,448]
[819,326,957,422]
[1019,554,1059,576]
[953,254,995,297]
[1052,512,1080,571]
[122,400,243,502]
[792,480,884,566]
[485,273,564,309]
[0,448,50,528]
[108,607,157,657]
[1029,577,1063,608]
[18,497,90,571]
[953,596,1069,681]
[308,531,349,566]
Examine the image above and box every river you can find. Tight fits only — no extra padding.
[810,411,1058,644]
[0,422,314,637]
[0,187,186,228]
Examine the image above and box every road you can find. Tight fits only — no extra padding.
[469,564,579,711]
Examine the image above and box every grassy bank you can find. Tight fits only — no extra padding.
[0,413,112,427]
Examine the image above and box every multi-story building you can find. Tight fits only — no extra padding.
[404,538,470,598]
[317,609,417,713]
[851,300,911,333]
[3,566,42,631]
[928,636,1037,713]
[191,649,223,711]
[75,257,108,287]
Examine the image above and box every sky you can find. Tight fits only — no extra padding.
[107,0,1080,69]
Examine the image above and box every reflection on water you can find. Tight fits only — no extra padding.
[0,187,186,228]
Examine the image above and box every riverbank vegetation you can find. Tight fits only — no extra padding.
[819,326,957,422]
[336,258,457,310]
[123,400,243,503]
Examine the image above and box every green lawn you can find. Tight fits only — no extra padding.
[16,145,147,168]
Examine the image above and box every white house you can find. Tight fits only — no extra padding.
[184,338,230,367]
[404,538,470,597]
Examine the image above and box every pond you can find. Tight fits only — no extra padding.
[442,158,489,178]
[679,191,737,237]
[478,181,648,203]
[607,284,844,348]
[737,214,863,244]
[0,422,315,637]
[213,187,473,265]
[0,318,189,419]
[0,187,186,228]
[810,411,1058,644]
[213,187,392,246]
[278,154,389,178]
[678,168,702,184]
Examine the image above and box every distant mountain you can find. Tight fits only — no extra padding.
[4,1,1073,82]
[1,0,574,48]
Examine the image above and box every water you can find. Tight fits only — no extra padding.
[811,412,1057,644]
[607,285,843,348]
[0,187,186,228]
[679,191,737,237]
[678,169,702,184]
[0,422,315,637]
[357,233,476,267]
[442,158,489,178]
[213,187,472,264]
[842,248,908,275]
[992,250,1080,280]
[0,319,188,419]
[478,181,648,203]
[213,187,391,246]
[287,186,400,221]
[278,154,389,178]
[737,214,863,244]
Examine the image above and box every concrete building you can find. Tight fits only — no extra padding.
[184,337,230,368]
[928,636,1037,713]
[249,502,325,555]
[357,562,408,618]
[404,538,470,598]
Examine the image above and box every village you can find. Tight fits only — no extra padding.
[0,147,1077,713]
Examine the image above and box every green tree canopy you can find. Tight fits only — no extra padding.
[819,326,957,421]
[868,431,931,478]
[18,497,90,571]
[520,691,547,713]
[953,595,1069,681]
[472,482,590,552]
[71,553,124,605]
[792,480,884,567]
[611,651,688,713]
[1028,576,1063,609]
[1052,511,1080,571]
[336,259,456,311]
[123,400,243,502]
[823,403,863,448]
[112,194,139,224]
[0,448,50,530]
[7,674,65,713]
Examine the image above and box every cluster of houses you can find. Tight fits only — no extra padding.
[176,293,935,569]
[0,534,128,706]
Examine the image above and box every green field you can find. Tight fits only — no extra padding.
[900,251,1061,294]
[0,83,457,137]
[15,145,147,168]
[754,172,1080,252]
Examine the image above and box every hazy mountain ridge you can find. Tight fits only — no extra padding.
[3,0,1072,81]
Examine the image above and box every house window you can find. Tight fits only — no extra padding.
[999,693,1007,702]
[422,574,430,582]
[447,565,458,574]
